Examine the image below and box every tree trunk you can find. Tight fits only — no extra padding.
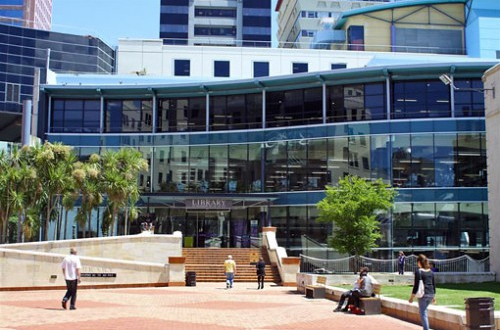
[124,208,129,236]
[63,209,69,240]
[16,212,23,243]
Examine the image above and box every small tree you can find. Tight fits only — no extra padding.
[316,175,397,259]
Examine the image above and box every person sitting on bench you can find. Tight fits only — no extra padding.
[333,267,374,312]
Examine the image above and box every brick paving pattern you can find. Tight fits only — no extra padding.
[0,283,422,330]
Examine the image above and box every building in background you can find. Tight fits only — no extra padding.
[312,0,500,57]
[0,23,115,142]
[159,0,271,47]
[275,0,389,49]
[117,38,488,78]
[0,0,52,30]
[40,60,495,258]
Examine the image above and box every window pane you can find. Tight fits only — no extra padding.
[253,61,269,77]
[174,59,190,76]
[214,60,230,77]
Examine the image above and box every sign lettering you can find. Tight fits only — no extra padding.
[185,199,232,210]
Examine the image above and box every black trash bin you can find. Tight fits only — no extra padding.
[465,297,495,330]
[186,271,196,287]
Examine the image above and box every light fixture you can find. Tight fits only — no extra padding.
[439,74,453,86]
[439,73,495,97]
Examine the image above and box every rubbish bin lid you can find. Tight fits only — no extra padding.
[465,297,494,302]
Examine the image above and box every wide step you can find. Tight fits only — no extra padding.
[183,248,281,284]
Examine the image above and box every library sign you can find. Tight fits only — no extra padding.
[185,199,232,210]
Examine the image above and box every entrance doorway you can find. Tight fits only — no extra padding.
[185,212,227,248]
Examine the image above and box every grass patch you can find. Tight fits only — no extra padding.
[340,282,499,310]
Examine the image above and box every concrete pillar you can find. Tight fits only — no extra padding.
[168,256,186,287]
[484,64,500,280]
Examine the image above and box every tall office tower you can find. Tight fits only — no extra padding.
[160,0,271,47]
[276,0,390,49]
[0,23,115,142]
[0,0,52,30]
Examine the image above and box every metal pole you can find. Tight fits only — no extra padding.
[21,100,32,146]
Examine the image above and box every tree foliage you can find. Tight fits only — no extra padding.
[0,143,148,242]
[316,175,397,256]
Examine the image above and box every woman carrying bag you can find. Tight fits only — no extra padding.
[409,254,436,330]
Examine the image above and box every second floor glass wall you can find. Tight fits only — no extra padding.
[49,78,485,134]
[146,132,486,194]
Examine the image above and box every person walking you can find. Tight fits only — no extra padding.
[409,254,436,330]
[224,255,236,289]
[256,257,266,289]
[397,251,406,275]
[61,247,82,310]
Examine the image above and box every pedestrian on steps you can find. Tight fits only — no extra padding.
[224,255,237,289]
[256,257,266,289]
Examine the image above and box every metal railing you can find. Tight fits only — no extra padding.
[300,254,490,273]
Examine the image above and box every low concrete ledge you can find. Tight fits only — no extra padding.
[0,248,174,291]
[297,273,499,330]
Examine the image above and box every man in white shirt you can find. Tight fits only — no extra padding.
[61,248,82,310]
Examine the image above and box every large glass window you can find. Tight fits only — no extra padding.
[104,100,152,133]
[392,135,411,187]
[155,146,189,192]
[307,139,328,190]
[248,143,263,192]
[454,79,485,117]
[392,80,450,119]
[158,97,206,132]
[266,88,322,127]
[265,141,288,192]
[327,83,385,123]
[228,144,248,192]
[209,93,262,130]
[52,99,100,133]
[209,145,228,193]
[460,203,487,247]
[174,59,190,76]
[370,135,390,183]
[434,134,456,187]
[327,137,348,185]
[288,140,307,191]
[189,146,209,192]
[456,133,486,187]
[410,135,435,187]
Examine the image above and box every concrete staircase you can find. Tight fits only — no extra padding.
[183,247,281,284]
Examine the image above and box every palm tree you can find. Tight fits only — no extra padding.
[32,142,76,241]
[101,148,148,236]
[73,161,102,238]
[61,190,79,240]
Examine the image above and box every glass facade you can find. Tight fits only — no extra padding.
[0,23,115,116]
[43,65,490,258]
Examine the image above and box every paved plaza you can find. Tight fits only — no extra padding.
[0,283,423,330]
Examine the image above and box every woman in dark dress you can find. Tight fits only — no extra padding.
[256,257,266,289]
[409,254,436,330]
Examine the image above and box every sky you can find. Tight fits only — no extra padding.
[51,0,278,48]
